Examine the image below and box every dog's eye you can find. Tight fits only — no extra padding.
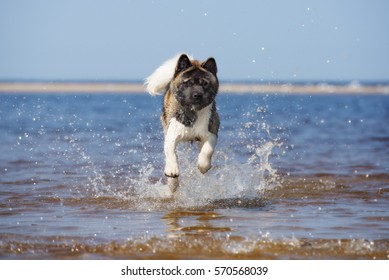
[184,79,194,86]
[200,79,209,87]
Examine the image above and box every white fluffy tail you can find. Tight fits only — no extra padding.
[144,53,193,95]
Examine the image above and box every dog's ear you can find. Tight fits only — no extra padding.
[201,58,217,76]
[175,54,192,76]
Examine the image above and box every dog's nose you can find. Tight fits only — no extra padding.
[193,92,202,99]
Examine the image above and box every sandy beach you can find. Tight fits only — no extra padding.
[1,81,389,94]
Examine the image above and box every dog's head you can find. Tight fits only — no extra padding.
[170,54,219,111]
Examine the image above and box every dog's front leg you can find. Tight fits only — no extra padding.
[197,133,217,174]
[164,135,179,177]
[164,124,180,192]
[164,119,182,175]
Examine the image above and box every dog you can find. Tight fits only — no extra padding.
[145,54,220,193]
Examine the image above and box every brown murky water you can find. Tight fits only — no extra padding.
[0,93,388,259]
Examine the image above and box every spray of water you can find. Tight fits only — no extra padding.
[65,105,283,210]
[117,138,282,210]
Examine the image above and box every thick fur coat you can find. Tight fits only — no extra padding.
[145,54,220,193]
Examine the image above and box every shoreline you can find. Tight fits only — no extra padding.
[1,81,389,94]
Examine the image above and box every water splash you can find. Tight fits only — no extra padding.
[73,133,282,211]
[120,139,282,210]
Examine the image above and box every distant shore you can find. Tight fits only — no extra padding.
[1,81,389,94]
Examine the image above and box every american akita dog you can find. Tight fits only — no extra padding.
[145,54,220,193]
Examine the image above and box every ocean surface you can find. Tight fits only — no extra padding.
[0,91,388,259]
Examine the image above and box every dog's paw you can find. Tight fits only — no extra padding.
[164,164,179,178]
[197,157,211,174]
[198,164,211,174]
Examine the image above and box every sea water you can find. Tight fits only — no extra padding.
[0,92,388,259]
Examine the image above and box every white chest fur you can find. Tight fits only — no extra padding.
[168,103,213,142]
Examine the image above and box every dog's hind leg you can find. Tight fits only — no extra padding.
[197,133,217,174]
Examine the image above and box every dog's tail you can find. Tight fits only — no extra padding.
[144,53,193,96]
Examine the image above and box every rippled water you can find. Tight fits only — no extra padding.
[0,93,388,259]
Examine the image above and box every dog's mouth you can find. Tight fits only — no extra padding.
[190,98,213,112]
[192,96,204,105]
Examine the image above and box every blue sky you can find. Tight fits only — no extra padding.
[1,0,388,81]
